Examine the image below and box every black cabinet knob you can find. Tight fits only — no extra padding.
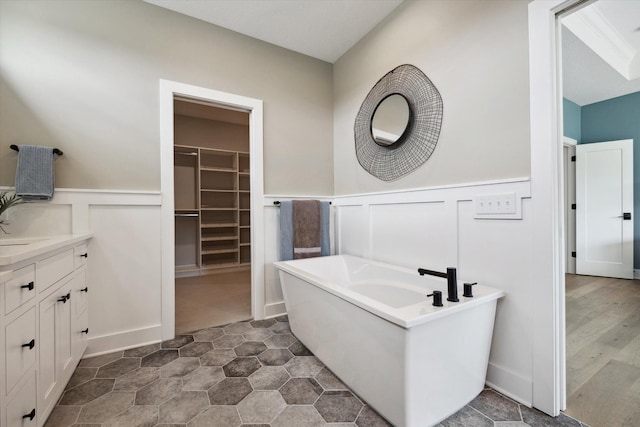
[23,408,36,420]
[21,281,35,291]
[80,287,88,292]
[22,339,35,350]
[57,292,71,303]
[80,253,88,258]
[81,328,89,334]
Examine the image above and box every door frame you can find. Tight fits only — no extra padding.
[528,0,587,415]
[159,79,265,340]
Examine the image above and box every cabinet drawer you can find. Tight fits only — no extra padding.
[4,263,36,315]
[37,249,74,292]
[74,243,88,269]
[5,307,37,395]
[73,305,89,361]
[6,370,37,427]
[72,269,89,317]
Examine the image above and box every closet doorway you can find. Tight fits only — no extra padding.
[173,99,252,334]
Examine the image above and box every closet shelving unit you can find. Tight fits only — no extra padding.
[174,145,251,274]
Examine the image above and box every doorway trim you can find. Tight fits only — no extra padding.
[529,0,585,416]
[159,79,265,340]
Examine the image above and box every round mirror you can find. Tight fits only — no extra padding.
[371,94,410,146]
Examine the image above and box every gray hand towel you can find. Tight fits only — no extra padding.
[15,145,55,200]
[279,201,294,261]
[320,201,330,256]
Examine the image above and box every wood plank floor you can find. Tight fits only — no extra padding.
[175,270,251,334]
[565,273,640,427]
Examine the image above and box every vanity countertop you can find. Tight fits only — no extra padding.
[0,233,93,267]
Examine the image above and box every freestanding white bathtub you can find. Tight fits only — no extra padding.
[274,255,505,427]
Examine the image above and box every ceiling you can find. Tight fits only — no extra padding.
[145,0,639,106]
[562,0,640,106]
[144,0,404,63]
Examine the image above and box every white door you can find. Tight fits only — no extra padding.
[576,139,634,279]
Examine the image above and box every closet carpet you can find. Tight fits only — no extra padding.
[175,270,251,334]
[44,317,588,427]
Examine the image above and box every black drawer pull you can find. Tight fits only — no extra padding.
[23,408,36,420]
[80,287,88,293]
[21,281,35,291]
[57,292,71,303]
[22,339,35,350]
[80,253,88,258]
[82,328,89,334]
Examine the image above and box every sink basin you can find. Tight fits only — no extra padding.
[0,238,47,247]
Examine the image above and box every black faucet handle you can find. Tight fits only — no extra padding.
[427,290,443,307]
[463,282,478,298]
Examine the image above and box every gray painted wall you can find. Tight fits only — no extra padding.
[0,0,334,195]
[332,0,531,195]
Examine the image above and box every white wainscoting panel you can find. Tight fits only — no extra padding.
[333,178,533,406]
[264,203,285,317]
[2,203,72,236]
[458,198,534,404]
[370,202,449,270]
[1,188,165,356]
[336,205,367,258]
[87,205,162,356]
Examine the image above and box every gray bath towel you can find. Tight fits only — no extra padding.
[15,145,55,201]
[279,200,330,261]
[293,200,322,259]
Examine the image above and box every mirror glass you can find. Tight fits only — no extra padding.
[371,94,410,146]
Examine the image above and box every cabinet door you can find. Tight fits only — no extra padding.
[38,280,73,416]
[72,269,89,317]
[6,371,37,427]
[5,306,37,395]
[71,270,89,360]
[73,305,89,361]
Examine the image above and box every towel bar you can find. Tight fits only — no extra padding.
[274,201,331,205]
[10,145,63,156]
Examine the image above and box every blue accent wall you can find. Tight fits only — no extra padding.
[563,98,581,142]
[580,92,640,269]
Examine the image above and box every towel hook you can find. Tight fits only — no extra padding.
[10,145,63,156]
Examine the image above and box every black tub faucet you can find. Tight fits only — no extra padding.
[418,267,459,302]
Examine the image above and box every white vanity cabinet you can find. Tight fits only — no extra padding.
[0,234,92,427]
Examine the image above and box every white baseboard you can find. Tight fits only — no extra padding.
[264,301,286,318]
[85,324,162,358]
[486,362,532,407]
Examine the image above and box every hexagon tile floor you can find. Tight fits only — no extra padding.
[44,316,588,427]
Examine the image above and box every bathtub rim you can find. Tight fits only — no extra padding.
[274,254,505,329]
